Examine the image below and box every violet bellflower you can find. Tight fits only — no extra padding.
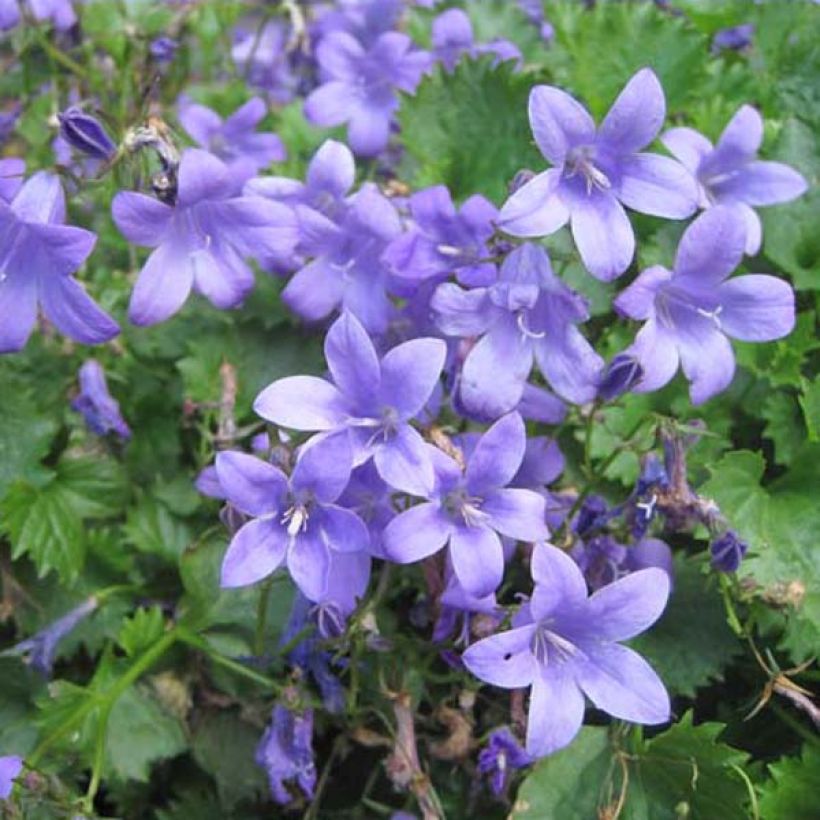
[256,704,316,805]
[0,157,24,203]
[216,434,369,602]
[0,172,119,353]
[661,105,808,255]
[498,68,698,280]
[477,728,532,797]
[112,149,298,325]
[254,311,447,495]
[178,97,286,184]
[614,206,795,404]
[431,8,521,73]
[304,30,432,156]
[432,242,603,418]
[281,183,402,334]
[382,184,498,287]
[0,756,23,800]
[7,0,76,30]
[384,413,549,597]
[463,543,670,757]
[232,19,300,103]
[313,0,404,48]
[71,359,131,440]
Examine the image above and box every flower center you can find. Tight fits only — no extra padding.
[566,145,612,194]
[656,287,723,331]
[516,311,545,339]
[530,624,580,666]
[282,503,310,537]
[445,488,490,527]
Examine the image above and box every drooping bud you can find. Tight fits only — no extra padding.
[57,106,116,161]
[710,530,748,573]
[597,353,644,401]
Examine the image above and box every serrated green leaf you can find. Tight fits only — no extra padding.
[124,494,192,562]
[630,557,742,697]
[798,376,820,442]
[758,745,820,820]
[761,391,806,466]
[118,607,166,658]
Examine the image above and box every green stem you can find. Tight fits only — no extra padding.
[254,579,274,656]
[770,702,820,747]
[32,27,87,79]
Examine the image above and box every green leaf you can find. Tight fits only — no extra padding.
[758,746,820,820]
[799,376,820,442]
[512,727,612,819]
[398,56,543,203]
[191,711,267,808]
[118,607,166,658]
[630,557,743,697]
[124,494,192,562]
[761,392,805,466]
[106,685,187,782]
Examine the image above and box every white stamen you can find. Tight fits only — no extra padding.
[696,305,723,329]
[636,493,658,520]
[517,312,545,339]
[282,505,308,537]
[437,243,463,257]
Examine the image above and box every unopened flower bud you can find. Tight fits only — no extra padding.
[57,107,116,161]
[710,530,748,573]
[597,353,643,401]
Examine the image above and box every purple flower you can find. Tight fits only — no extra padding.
[0,157,24,203]
[433,569,502,644]
[432,243,603,417]
[597,353,644,401]
[254,312,446,495]
[711,23,754,53]
[0,104,21,143]
[498,68,698,280]
[463,543,670,757]
[661,105,808,255]
[256,704,316,805]
[304,30,431,156]
[0,172,119,353]
[382,184,498,286]
[282,183,401,333]
[337,461,396,557]
[15,0,76,30]
[216,434,369,602]
[9,596,98,676]
[614,206,795,404]
[178,97,286,183]
[477,727,532,796]
[384,413,549,597]
[0,0,20,30]
[112,149,298,325]
[0,756,23,800]
[711,530,747,573]
[232,19,299,103]
[510,436,565,492]
[71,359,131,440]
[431,8,521,72]
[314,0,404,48]
[149,36,178,64]
[57,106,116,162]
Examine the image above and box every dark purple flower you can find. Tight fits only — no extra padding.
[597,353,644,401]
[432,242,603,416]
[384,413,549,597]
[112,149,298,325]
[0,158,24,203]
[71,359,131,440]
[255,312,446,495]
[614,206,795,404]
[149,36,178,64]
[57,106,117,161]
[463,543,670,757]
[256,704,316,805]
[624,537,674,580]
[711,530,747,573]
[499,68,698,280]
[477,727,532,796]
[216,434,369,602]
[304,30,432,156]
[0,756,23,800]
[0,104,21,143]
[178,97,286,183]
[662,105,808,255]
[571,535,627,590]
[383,184,498,286]
[9,596,98,676]
[712,23,754,53]
[0,172,119,352]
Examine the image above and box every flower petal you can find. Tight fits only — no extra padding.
[466,412,526,493]
[307,139,356,198]
[40,274,119,345]
[374,424,436,496]
[570,191,634,281]
[431,283,494,337]
[718,274,795,342]
[221,518,288,588]
[613,265,672,320]
[347,104,393,157]
[526,667,585,758]
[584,568,670,641]
[315,31,365,81]
[111,191,173,247]
[677,321,736,405]
[699,104,762,178]
[599,68,665,154]
[304,81,359,128]
[628,318,680,394]
[282,258,344,324]
[325,312,382,408]
[528,85,595,166]
[714,160,808,206]
[534,324,603,405]
[254,375,348,431]
[380,337,446,419]
[498,169,569,237]
[660,126,713,174]
[482,488,549,542]
[288,532,331,602]
[316,505,370,553]
[0,268,37,353]
[529,543,588,620]
[617,153,698,219]
[673,206,745,284]
[383,501,453,563]
[461,625,537,688]
[128,240,194,326]
[576,643,670,725]
[177,149,231,205]
[449,525,504,598]
[215,451,288,517]
[292,432,353,503]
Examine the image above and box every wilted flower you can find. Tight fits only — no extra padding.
[71,359,131,439]
[498,68,698,280]
[614,206,795,404]
[463,543,670,757]
[256,704,316,805]
[0,756,23,800]
[57,107,117,162]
